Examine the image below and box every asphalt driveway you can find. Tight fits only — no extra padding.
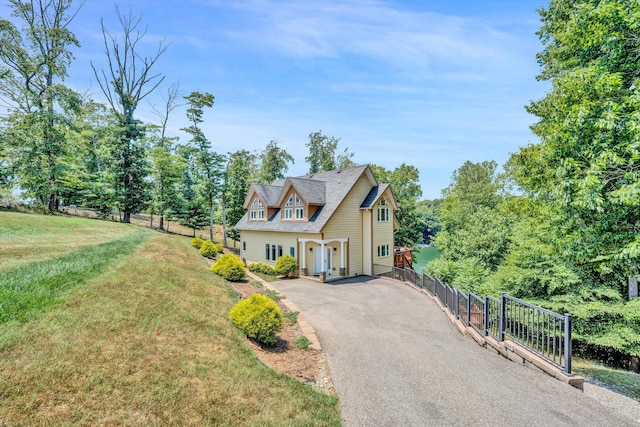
[270,276,639,426]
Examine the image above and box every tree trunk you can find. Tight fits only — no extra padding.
[221,199,228,247]
[123,211,130,223]
[209,200,214,241]
[159,215,164,231]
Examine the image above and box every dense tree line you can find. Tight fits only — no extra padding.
[0,0,424,247]
[427,0,640,358]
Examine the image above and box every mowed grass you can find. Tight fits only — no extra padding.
[0,211,139,273]
[0,213,340,425]
[573,358,640,402]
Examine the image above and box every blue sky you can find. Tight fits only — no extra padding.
[3,0,550,199]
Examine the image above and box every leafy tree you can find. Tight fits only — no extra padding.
[91,6,167,223]
[305,130,354,173]
[416,199,441,244]
[182,91,225,241]
[224,149,257,243]
[148,129,186,231]
[371,163,424,247]
[57,99,117,212]
[427,160,511,292]
[175,144,208,237]
[509,0,640,279]
[0,0,83,211]
[147,84,184,230]
[255,140,293,184]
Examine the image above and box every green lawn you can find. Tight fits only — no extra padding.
[0,211,340,426]
[573,358,640,401]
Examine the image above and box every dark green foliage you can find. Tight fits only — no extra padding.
[283,310,299,325]
[274,254,297,278]
[191,237,204,249]
[225,150,258,242]
[228,293,283,345]
[182,91,225,241]
[199,240,219,258]
[260,289,285,301]
[210,253,246,281]
[294,335,311,351]
[91,7,167,223]
[248,262,277,276]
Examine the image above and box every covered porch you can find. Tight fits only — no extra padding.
[298,237,348,282]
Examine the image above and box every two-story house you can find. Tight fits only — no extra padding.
[234,164,398,282]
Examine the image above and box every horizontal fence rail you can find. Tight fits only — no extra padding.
[381,266,573,374]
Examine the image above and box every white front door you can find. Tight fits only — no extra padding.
[314,246,332,275]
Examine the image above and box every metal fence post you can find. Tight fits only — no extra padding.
[499,292,506,342]
[484,294,489,336]
[467,291,471,326]
[564,313,572,375]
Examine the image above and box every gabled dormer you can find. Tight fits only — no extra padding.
[276,177,326,222]
[243,184,281,221]
[282,192,306,221]
[249,195,265,221]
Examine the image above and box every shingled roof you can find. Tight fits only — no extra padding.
[235,164,378,233]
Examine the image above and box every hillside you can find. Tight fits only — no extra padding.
[0,211,339,426]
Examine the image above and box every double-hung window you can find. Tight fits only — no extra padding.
[377,244,390,258]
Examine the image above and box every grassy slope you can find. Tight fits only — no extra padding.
[0,212,340,426]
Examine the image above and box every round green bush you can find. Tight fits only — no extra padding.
[248,262,277,276]
[213,243,224,254]
[191,237,204,249]
[199,240,218,258]
[275,254,297,278]
[229,293,283,345]
[211,253,246,281]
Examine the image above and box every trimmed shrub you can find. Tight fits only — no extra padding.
[248,262,277,276]
[213,243,224,254]
[294,335,311,351]
[229,293,283,345]
[199,240,218,258]
[191,237,204,249]
[211,253,246,281]
[275,254,297,278]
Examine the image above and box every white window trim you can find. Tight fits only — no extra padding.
[377,198,389,222]
[265,243,283,261]
[377,244,390,258]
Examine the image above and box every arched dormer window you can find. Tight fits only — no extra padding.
[250,197,264,220]
[294,195,304,219]
[283,193,304,220]
[377,198,389,222]
[284,195,293,219]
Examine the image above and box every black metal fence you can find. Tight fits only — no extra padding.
[378,265,573,374]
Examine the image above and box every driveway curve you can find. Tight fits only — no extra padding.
[270,276,639,426]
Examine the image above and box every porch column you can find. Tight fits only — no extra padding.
[300,240,307,276]
[319,241,326,282]
[340,240,346,276]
